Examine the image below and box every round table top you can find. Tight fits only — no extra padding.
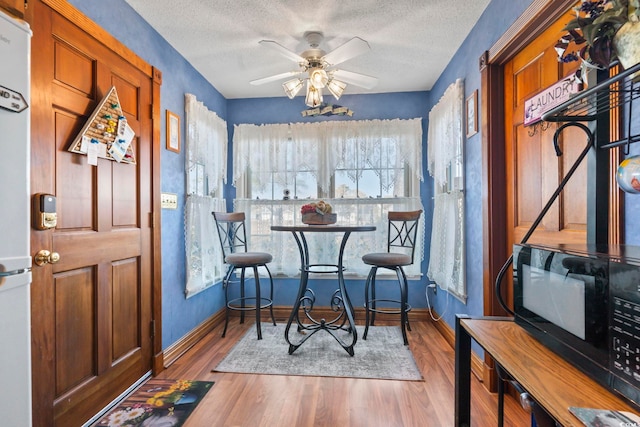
[271,224,376,233]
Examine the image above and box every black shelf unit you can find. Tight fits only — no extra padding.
[494,63,640,315]
[542,62,640,152]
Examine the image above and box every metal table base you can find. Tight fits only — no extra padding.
[271,225,375,356]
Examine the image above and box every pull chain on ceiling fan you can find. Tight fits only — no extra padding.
[250,31,378,107]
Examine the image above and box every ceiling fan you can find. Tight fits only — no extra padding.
[250,31,378,107]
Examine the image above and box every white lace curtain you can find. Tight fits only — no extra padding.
[426,79,466,301]
[233,118,424,277]
[184,94,227,298]
[233,119,423,193]
[185,94,227,197]
[235,199,424,277]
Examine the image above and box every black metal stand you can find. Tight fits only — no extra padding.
[494,122,594,315]
[284,230,358,356]
[454,314,472,427]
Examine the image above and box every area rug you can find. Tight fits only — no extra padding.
[213,324,423,381]
[95,378,214,427]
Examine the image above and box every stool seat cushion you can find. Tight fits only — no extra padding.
[362,252,412,267]
[226,252,273,266]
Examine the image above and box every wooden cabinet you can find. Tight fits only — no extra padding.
[1,0,26,19]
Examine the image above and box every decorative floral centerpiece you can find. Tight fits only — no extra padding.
[556,0,640,80]
[300,200,337,225]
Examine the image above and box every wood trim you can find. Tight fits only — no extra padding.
[273,306,436,325]
[162,305,466,366]
[163,310,226,368]
[430,311,485,382]
[481,61,508,319]
[151,66,164,374]
[0,1,25,19]
[40,0,153,77]
[488,0,578,65]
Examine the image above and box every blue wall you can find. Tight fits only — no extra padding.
[71,0,640,352]
[227,92,432,321]
[421,0,534,326]
[66,0,533,349]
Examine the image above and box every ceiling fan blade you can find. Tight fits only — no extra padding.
[322,37,371,66]
[250,71,304,86]
[331,69,378,90]
[259,40,305,63]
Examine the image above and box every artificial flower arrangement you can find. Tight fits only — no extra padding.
[300,200,337,224]
[556,0,640,80]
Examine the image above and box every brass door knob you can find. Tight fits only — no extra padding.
[34,250,60,266]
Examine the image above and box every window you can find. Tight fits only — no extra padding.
[184,94,228,297]
[249,138,410,200]
[233,119,424,277]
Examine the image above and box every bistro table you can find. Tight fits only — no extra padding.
[271,224,376,356]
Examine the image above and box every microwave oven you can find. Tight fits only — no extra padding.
[513,243,640,408]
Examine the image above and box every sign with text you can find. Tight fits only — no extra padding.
[0,85,28,113]
[524,76,582,126]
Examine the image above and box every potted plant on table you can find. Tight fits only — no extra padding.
[556,0,640,80]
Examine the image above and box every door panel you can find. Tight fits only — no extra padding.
[30,1,156,425]
[55,110,95,229]
[54,268,95,395]
[112,258,140,360]
[505,10,586,249]
[53,41,95,95]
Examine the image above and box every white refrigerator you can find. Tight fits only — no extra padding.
[0,8,33,427]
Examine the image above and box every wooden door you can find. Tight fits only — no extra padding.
[504,13,587,250]
[29,2,157,425]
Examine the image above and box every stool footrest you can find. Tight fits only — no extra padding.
[228,296,273,311]
[366,298,411,315]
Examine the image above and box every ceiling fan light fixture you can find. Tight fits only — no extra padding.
[309,68,328,89]
[282,78,304,98]
[305,82,323,107]
[326,79,347,100]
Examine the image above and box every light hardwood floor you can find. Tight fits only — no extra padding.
[151,315,530,427]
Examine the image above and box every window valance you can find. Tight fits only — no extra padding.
[233,118,423,193]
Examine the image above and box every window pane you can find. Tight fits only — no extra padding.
[273,180,287,200]
[251,172,273,199]
[382,168,406,197]
[358,169,382,198]
[295,171,318,199]
[335,170,361,198]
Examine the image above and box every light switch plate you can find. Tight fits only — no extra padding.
[161,193,178,209]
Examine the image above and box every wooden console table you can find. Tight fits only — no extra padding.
[455,316,639,426]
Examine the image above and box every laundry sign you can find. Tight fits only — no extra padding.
[0,85,28,113]
[524,76,582,126]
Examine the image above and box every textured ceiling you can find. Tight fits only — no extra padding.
[124,0,491,99]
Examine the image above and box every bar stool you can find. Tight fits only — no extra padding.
[212,211,276,340]
[362,210,422,345]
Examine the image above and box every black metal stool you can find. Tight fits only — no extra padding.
[362,210,422,345]
[213,211,276,340]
